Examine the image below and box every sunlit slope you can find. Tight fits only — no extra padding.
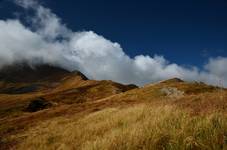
[13,79,227,150]
[0,66,227,150]
[16,105,227,150]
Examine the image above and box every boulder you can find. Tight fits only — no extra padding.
[26,97,52,112]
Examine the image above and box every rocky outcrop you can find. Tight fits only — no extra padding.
[26,97,52,112]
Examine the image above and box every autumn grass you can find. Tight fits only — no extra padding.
[15,104,227,150]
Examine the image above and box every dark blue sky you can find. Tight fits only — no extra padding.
[0,0,227,67]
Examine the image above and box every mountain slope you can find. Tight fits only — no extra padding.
[4,78,226,150]
[0,64,72,94]
[0,65,226,149]
[0,64,138,142]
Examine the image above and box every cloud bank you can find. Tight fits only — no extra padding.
[0,0,226,86]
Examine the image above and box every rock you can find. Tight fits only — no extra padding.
[160,87,184,99]
[26,97,52,112]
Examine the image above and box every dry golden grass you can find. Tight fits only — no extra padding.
[15,104,227,150]
[1,78,227,149]
[45,80,137,104]
[0,78,137,148]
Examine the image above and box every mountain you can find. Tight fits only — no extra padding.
[0,64,74,94]
[0,63,72,83]
[0,64,226,149]
[0,64,136,94]
[0,63,138,119]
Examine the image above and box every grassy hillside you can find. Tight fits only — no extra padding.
[15,105,227,150]
[0,71,227,149]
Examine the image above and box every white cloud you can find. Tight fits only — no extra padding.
[0,0,226,86]
[15,0,37,8]
[0,19,70,69]
[203,57,227,86]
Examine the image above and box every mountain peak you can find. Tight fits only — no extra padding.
[71,71,89,80]
[160,78,184,84]
[0,64,71,83]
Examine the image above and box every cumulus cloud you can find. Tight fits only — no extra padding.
[0,19,70,68]
[0,0,226,86]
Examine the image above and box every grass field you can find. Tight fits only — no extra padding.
[1,76,227,150]
[15,104,227,150]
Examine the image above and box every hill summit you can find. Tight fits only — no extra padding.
[0,63,86,83]
[0,63,91,94]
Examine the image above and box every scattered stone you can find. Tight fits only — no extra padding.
[161,87,184,99]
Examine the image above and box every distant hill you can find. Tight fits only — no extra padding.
[0,63,72,83]
[0,64,89,94]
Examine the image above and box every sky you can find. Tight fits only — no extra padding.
[48,0,227,66]
[0,0,227,86]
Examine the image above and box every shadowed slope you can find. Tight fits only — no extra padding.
[0,64,88,94]
[0,64,71,83]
